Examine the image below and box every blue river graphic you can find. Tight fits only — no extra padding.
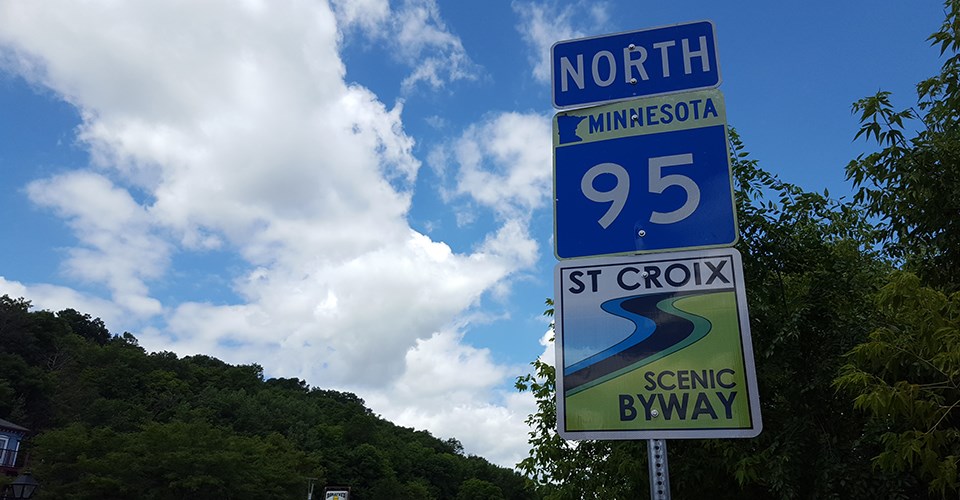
[563,290,713,394]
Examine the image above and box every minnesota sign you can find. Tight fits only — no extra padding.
[554,247,761,439]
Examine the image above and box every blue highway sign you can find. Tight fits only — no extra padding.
[553,89,738,259]
[552,21,720,110]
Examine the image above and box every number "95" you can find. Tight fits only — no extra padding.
[580,153,700,228]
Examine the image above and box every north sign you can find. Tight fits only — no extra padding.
[552,20,720,110]
[553,88,738,259]
[554,248,762,440]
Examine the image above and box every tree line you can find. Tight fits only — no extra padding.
[0,298,535,499]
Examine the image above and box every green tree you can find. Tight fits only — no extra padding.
[835,273,960,495]
[833,1,960,496]
[845,0,960,292]
[516,132,924,497]
[56,308,111,345]
[456,478,505,500]
[31,421,311,499]
[0,295,532,499]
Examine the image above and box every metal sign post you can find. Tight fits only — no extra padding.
[306,477,317,500]
[647,439,670,499]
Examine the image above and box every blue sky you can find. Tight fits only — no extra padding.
[0,1,948,467]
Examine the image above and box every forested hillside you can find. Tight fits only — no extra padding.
[0,296,534,499]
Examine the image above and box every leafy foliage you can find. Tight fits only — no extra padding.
[836,273,960,495]
[845,0,960,291]
[0,296,535,499]
[829,1,960,496]
[516,134,923,497]
[32,421,308,500]
[721,132,911,498]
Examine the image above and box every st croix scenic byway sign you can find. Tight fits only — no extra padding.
[554,248,762,440]
[553,88,738,259]
[552,20,719,109]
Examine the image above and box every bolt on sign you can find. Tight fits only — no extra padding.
[554,248,762,439]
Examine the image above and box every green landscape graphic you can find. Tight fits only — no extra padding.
[565,291,752,431]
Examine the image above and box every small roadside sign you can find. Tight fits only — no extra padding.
[324,488,350,500]
[552,21,720,109]
[554,248,761,440]
[553,88,737,259]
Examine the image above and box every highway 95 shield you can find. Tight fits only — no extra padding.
[554,247,761,439]
[553,89,738,259]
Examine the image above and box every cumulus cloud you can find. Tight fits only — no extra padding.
[330,0,390,31]
[449,112,553,221]
[365,329,538,467]
[333,0,478,92]
[425,110,551,306]
[0,0,538,467]
[0,277,125,328]
[156,230,516,388]
[25,171,167,317]
[514,1,610,83]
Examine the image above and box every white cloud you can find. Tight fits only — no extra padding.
[427,111,550,302]
[333,0,478,92]
[0,0,539,469]
[394,330,507,404]
[26,171,167,317]
[330,0,390,31]
[365,329,538,467]
[450,112,553,221]
[151,230,516,388]
[514,1,611,83]
[384,394,536,468]
[537,326,556,368]
[478,219,540,272]
[0,277,125,328]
